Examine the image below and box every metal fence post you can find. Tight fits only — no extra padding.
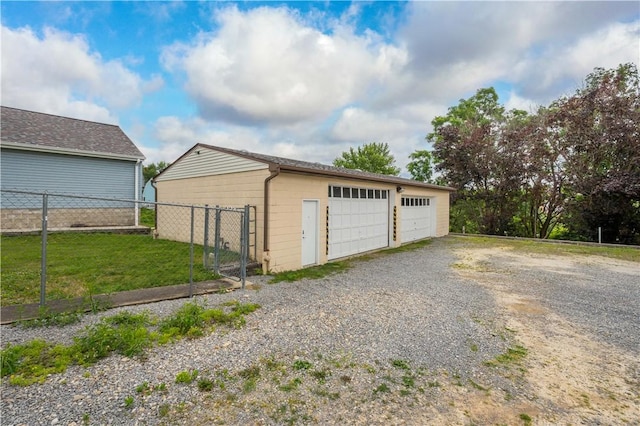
[598,227,602,244]
[189,205,195,298]
[40,193,48,307]
[214,206,221,274]
[252,206,257,262]
[241,205,250,289]
[203,204,210,268]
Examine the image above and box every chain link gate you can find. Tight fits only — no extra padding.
[202,205,255,288]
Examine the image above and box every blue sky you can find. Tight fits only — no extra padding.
[2,1,638,174]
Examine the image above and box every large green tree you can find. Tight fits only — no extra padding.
[333,142,400,176]
[550,63,640,243]
[428,88,528,235]
[143,161,169,183]
[407,150,435,182]
[513,108,567,238]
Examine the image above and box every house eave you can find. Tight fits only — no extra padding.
[0,141,145,161]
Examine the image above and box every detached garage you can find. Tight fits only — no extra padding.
[154,143,454,273]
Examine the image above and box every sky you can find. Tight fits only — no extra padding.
[1,1,638,175]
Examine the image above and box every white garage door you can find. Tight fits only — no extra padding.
[401,196,433,243]
[328,185,389,260]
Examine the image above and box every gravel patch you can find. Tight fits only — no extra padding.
[488,252,640,354]
[1,239,515,425]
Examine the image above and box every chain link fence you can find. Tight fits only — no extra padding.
[1,189,256,308]
[201,206,255,281]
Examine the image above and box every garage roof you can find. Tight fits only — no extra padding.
[191,143,455,191]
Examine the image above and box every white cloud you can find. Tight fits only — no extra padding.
[504,92,540,114]
[329,100,445,175]
[0,25,162,122]
[3,1,635,180]
[390,2,639,106]
[143,113,348,169]
[161,5,407,125]
[331,107,411,142]
[141,115,266,164]
[512,20,640,101]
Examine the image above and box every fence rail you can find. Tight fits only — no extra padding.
[1,189,256,308]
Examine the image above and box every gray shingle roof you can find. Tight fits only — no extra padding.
[0,106,144,159]
[198,143,455,191]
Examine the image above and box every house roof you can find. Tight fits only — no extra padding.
[186,143,455,191]
[0,106,145,160]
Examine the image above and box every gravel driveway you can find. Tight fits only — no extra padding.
[1,237,638,425]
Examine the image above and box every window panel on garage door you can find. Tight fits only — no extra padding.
[328,185,389,259]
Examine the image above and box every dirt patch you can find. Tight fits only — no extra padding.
[453,246,640,424]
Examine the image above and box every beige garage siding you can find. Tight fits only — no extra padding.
[156,148,268,181]
[268,173,329,272]
[266,173,451,272]
[154,169,268,259]
[267,173,400,272]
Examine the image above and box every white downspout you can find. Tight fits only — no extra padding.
[134,159,142,226]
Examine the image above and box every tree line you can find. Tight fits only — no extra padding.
[429,63,639,244]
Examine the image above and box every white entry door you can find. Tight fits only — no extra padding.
[302,200,319,266]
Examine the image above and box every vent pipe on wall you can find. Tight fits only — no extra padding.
[262,165,280,273]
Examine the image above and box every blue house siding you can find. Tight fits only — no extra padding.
[1,148,140,201]
[142,179,156,203]
[1,148,144,229]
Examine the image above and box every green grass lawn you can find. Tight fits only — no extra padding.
[451,235,640,262]
[1,233,218,306]
[140,207,155,228]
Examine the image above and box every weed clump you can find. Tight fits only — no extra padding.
[0,340,71,386]
[0,301,260,386]
[391,359,410,370]
[159,302,207,339]
[73,312,154,365]
[159,300,261,341]
[197,377,214,391]
[484,345,528,368]
[19,309,82,328]
[175,369,198,384]
[293,360,312,371]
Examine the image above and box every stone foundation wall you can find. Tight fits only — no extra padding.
[1,208,136,230]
